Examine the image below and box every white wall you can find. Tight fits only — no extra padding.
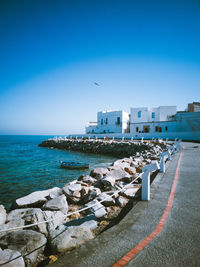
[130,106,176,123]
[96,110,129,134]
[158,106,176,121]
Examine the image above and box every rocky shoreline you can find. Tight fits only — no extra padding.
[38,138,167,157]
[0,139,170,266]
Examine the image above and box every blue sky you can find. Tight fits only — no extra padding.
[0,0,200,134]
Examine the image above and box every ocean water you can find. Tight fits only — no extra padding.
[0,135,117,209]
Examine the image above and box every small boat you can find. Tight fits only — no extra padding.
[60,161,89,170]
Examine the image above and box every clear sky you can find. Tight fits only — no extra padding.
[0,0,200,135]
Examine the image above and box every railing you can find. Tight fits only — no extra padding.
[141,139,181,200]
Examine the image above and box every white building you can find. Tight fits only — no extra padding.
[85,103,200,141]
[130,111,200,141]
[86,110,129,134]
[130,106,176,133]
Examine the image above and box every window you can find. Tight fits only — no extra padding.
[152,112,155,119]
[143,125,150,133]
[165,126,168,131]
[155,126,159,132]
[159,127,162,132]
[138,111,141,118]
[116,117,121,125]
[136,126,139,132]
[101,119,103,125]
[105,118,108,124]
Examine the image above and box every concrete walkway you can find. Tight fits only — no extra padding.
[52,142,200,267]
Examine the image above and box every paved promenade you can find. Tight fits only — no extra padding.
[52,142,200,267]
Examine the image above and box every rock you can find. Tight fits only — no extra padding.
[124,166,136,175]
[63,183,82,203]
[49,188,63,199]
[144,158,152,164]
[80,187,101,204]
[0,230,47,266]
[116,196,128,207]
[133,157,144,164]
[78,175,96,185]
[112,159,131,169]
[50,226,94,253]
[0,249,25,267]
[43,211,66,233]
[12,187,61,208]
[107,167,132,182]
[0,219,25,239]
[90,168,108,179]
[101,176,115,189]
[93,179,104,190]
[97,193,115,207]
[8,208,47,236]
[81,220,98,230]
[80,186,91,198]
[85,200,107,218]
[0,205,7,226]
[131,161,139,167]
[104,206,121,220]
[121,186,140,198]
[42,195,68,214]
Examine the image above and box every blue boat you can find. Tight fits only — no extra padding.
[60,161,89,170]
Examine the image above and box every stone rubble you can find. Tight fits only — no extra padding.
[0,139,171,266]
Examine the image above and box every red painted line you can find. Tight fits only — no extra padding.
[112,152,182,267]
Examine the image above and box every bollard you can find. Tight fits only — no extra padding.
[131,137,133,141]
[76,136,78,140]
[122,137,124,141]
[160,150,171,173]
[141,137,144,143]
[172,144,176,154]
[142,161,159,200]
[88,136,90,140]
[175,139,181,151]
[112,137,115,140]
[104,136,106,140]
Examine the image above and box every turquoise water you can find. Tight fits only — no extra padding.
[0,135,117,209]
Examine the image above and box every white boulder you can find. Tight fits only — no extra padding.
[0,205,7,226]
[13,187,61,208]
[0,230,47,266]
[42,195,68,214]
[49,226,94,253]
[0,249,25,267]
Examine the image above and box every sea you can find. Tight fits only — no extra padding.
[0,135,117,210]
